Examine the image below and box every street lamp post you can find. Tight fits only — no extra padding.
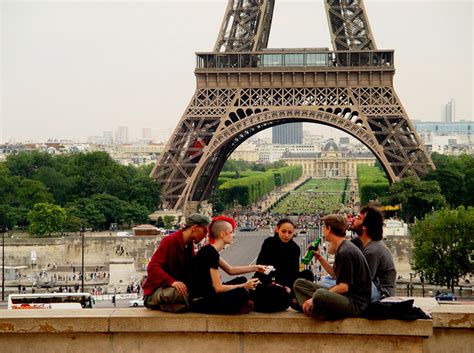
[80,227,85,293]
[1,226,5,301]
[409,273,414,297]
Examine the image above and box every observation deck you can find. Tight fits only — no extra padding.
[196,49,394,71]
[194,49,395,89]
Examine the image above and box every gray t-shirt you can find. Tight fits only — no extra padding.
[363,240,396,297]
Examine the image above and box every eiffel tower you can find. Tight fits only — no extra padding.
[151,0,434,214]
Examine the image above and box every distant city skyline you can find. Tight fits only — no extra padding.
[2,1,472,143]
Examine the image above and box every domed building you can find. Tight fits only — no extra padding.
[281,139,375,178]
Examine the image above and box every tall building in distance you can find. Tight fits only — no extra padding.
[441,99,456,122]
[103,131,114,144]
[142,128,152,140]
[272,122,303,144]
[115,126,129,144]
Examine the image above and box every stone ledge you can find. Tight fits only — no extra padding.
[0,308,432,337]
[431,305,474,329]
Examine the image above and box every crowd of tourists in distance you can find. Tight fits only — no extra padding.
[235,212,322,230]
[141,205,396,320]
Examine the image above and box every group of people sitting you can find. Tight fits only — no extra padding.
[141,205,396,320]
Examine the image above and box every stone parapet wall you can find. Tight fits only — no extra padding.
[3,235,410,271]
[0,305,472,353]
[2,236,160,270]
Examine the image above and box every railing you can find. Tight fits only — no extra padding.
[196,50,394,70]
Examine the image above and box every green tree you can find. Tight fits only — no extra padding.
[88,194,126,229]
[122,202,150,227]
[12,207,29,230]
[0,205,19,229]
[15,179,54,209]
[66,203,106,231]
[0,164,17,205]
[127,176,160,211]
[33,166,79,205]
[426,153,474,208]
[426,169,465,207]
[28,203,67,236]
[66,152,129,199]
[163,215,176,229]
[411,207,474,291]
[381,176,446,223]
[64,214,86,233]
[5,151,54,179]
[136,163,155,176]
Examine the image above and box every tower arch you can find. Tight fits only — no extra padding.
[181,108,392,211]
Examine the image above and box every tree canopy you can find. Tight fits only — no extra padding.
[381,176,446,223]
[411,207,474,291]
[0,151,160,232]
[426,153,474,208]
[28,203,67,236]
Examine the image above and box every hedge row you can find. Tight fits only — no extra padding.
[341,177,349,204]
[217,166,302,207]
[357,165,389,205]
[271,166,302,187]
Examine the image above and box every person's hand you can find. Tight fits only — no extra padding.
[171,281,188,296]
[283,286,291,294]
[243,278,260,290]
[312,250,322,261]
[302,298,313,316]
[307,245,321,261]
[255,265,268,273]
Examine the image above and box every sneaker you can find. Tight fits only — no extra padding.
[239,300,255,314]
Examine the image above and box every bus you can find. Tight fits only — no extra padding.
[8,293,95,309]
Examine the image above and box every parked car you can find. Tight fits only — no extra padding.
[239,223,257,232]
[435,292,456,301]
[128,298,145,307]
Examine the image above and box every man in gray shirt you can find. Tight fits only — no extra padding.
[351,205,396,300]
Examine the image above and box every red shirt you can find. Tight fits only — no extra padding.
[142,230,195,296]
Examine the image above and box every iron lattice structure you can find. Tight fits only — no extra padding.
[151,0,434,213]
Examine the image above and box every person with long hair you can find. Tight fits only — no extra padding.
[189,216,268,314]
[252,218,313,312]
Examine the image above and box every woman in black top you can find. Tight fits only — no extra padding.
[189,216,267,314]
[253,218,313,312]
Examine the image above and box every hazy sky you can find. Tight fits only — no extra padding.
[1,0,473,143]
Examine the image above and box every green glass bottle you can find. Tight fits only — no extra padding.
[301,238,321,265]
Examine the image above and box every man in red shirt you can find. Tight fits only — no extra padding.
[143,213,211,312]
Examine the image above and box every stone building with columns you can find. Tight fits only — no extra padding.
[281,139,375,178]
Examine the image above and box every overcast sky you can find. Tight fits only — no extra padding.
[1,0,473,143]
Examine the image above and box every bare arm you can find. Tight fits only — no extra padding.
[218,257,266,275]
[210,268,259,293]
[314,252,336,278]
[329,282,349,294]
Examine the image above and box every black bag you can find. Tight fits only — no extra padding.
[364,299,431,320]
